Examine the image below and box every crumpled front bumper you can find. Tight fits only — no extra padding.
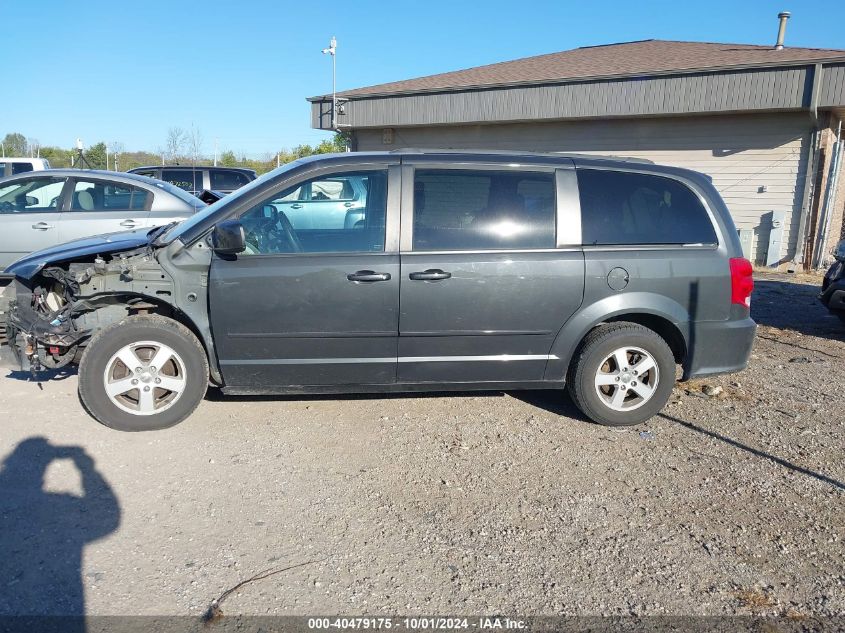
[0,322,26,371]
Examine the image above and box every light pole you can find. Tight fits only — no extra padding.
[322,36,337,130]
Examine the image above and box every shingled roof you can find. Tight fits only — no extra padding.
[321,39,845,99]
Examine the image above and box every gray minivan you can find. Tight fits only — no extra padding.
[2,150,756,431]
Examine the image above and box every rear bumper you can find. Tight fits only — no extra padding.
[685,317,756,379]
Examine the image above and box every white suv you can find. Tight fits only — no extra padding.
[0,158,51,177]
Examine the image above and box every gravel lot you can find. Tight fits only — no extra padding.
[0,272,842,619]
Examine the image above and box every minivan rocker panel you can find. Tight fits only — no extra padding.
[1,150,756,431]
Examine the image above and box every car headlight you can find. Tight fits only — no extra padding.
[836,239,845,261]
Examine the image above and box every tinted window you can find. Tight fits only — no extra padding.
[11,163,33,174]
[238,170,387,254]
[71,180,150,211]
[578,169,717,246]
[0,177,64,214]
[163,169,204,192]
[412,170,555,251]
[209,170,250,191]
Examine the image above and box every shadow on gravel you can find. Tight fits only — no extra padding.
[0,437,120,627]
[662,413,845,492]
[752,277,845,340]
[507,389,589,422]
[4,366,78,383]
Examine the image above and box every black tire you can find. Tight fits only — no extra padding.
[837,312,845,325]
[567,322,675,426]
[78,315,209,431]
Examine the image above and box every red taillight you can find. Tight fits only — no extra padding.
[730,257,754,307]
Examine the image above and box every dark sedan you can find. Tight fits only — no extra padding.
[820,239,845,323]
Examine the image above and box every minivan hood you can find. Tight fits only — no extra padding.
[3,230,153,280]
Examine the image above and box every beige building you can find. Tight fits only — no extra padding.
[309,39,845,269]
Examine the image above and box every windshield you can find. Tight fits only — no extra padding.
[159,159,307,244]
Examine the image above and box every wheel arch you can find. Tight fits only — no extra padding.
[74,292,223,385]
[545,292,690,382]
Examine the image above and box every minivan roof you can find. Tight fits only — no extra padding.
[386,148,654,164]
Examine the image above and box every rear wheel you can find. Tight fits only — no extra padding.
[78,315,209,431]
[567,322,675,426]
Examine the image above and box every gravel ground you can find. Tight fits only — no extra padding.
[0,272,842,619]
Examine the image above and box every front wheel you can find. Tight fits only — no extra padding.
[78,315,209,431]
[567,322,676,426]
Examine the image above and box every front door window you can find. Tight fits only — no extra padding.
[0,177,65,213]
[238,170,387,254]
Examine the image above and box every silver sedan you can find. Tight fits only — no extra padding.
[0,169,204,271]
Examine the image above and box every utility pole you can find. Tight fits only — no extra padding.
[106,145,110,171]
[214,138,219,167]
[277,153,280,168]
[322,36,337,130]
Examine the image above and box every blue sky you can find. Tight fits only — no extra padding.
[3,0,843,157]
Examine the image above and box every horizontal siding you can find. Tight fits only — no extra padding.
[313,66,820,129]
[355,113,810,264]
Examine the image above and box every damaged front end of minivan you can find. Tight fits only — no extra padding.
[1,227,220,382]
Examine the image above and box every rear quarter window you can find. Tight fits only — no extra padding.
[577,169,717,246]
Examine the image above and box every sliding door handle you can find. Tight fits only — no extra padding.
[409,269,451,281]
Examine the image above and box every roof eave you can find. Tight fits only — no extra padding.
[306,56,845,102]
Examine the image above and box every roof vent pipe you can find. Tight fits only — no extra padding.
[775,11,790,50]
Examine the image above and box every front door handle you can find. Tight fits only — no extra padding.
[409,269,451,281]
[290,203,303,209]
[31,222,54,230]
[347,270,392,283]
[120,219,139,228]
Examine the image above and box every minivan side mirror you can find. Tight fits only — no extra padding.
[211,219,246,255]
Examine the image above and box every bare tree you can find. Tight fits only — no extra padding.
[165,127,186,163]
[186,125,203,167]
[110,141,125,171]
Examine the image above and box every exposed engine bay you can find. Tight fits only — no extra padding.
[3,238,219,382]
[6,247,176,372]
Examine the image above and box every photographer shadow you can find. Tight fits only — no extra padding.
[0,437,120,628]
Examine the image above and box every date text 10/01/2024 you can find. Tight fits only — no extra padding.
[307,617,527,630]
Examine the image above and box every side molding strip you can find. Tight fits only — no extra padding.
[221,354,559,366]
